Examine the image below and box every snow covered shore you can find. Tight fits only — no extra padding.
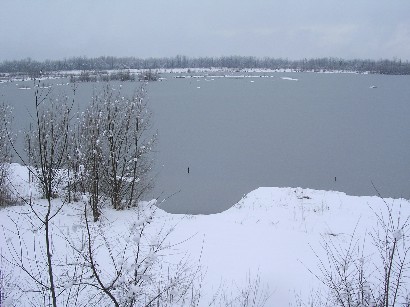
[1,163,409,306]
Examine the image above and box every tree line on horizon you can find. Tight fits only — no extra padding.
[1,55,410,76]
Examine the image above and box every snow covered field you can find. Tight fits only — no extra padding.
[1,163,409,306]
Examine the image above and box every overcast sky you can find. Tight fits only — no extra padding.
[1,0,409,61]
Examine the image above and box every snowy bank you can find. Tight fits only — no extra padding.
[1,164,409,306]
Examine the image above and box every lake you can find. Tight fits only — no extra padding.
[2,72,410,214]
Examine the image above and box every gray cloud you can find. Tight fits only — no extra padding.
[1,0,409,60]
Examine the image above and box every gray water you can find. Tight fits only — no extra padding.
[2,72,410,214]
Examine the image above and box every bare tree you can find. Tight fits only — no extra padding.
[22,82,73,307]
[0,102,13,207]
[75,92,104,221]
[78,84,157,215]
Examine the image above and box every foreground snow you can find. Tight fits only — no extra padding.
[1,163,409,306]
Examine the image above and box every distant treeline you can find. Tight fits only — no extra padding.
[69,69,158,83]
[1,55,410,75]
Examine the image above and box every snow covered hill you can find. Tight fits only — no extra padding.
[1,163,409,306]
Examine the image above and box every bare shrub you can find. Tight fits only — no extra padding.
[311,198,410,307]
[1,199,200,306]
[1,81,198,306]
[77,200,200,306]
[208,271,270,307]
[77,83,157,214]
